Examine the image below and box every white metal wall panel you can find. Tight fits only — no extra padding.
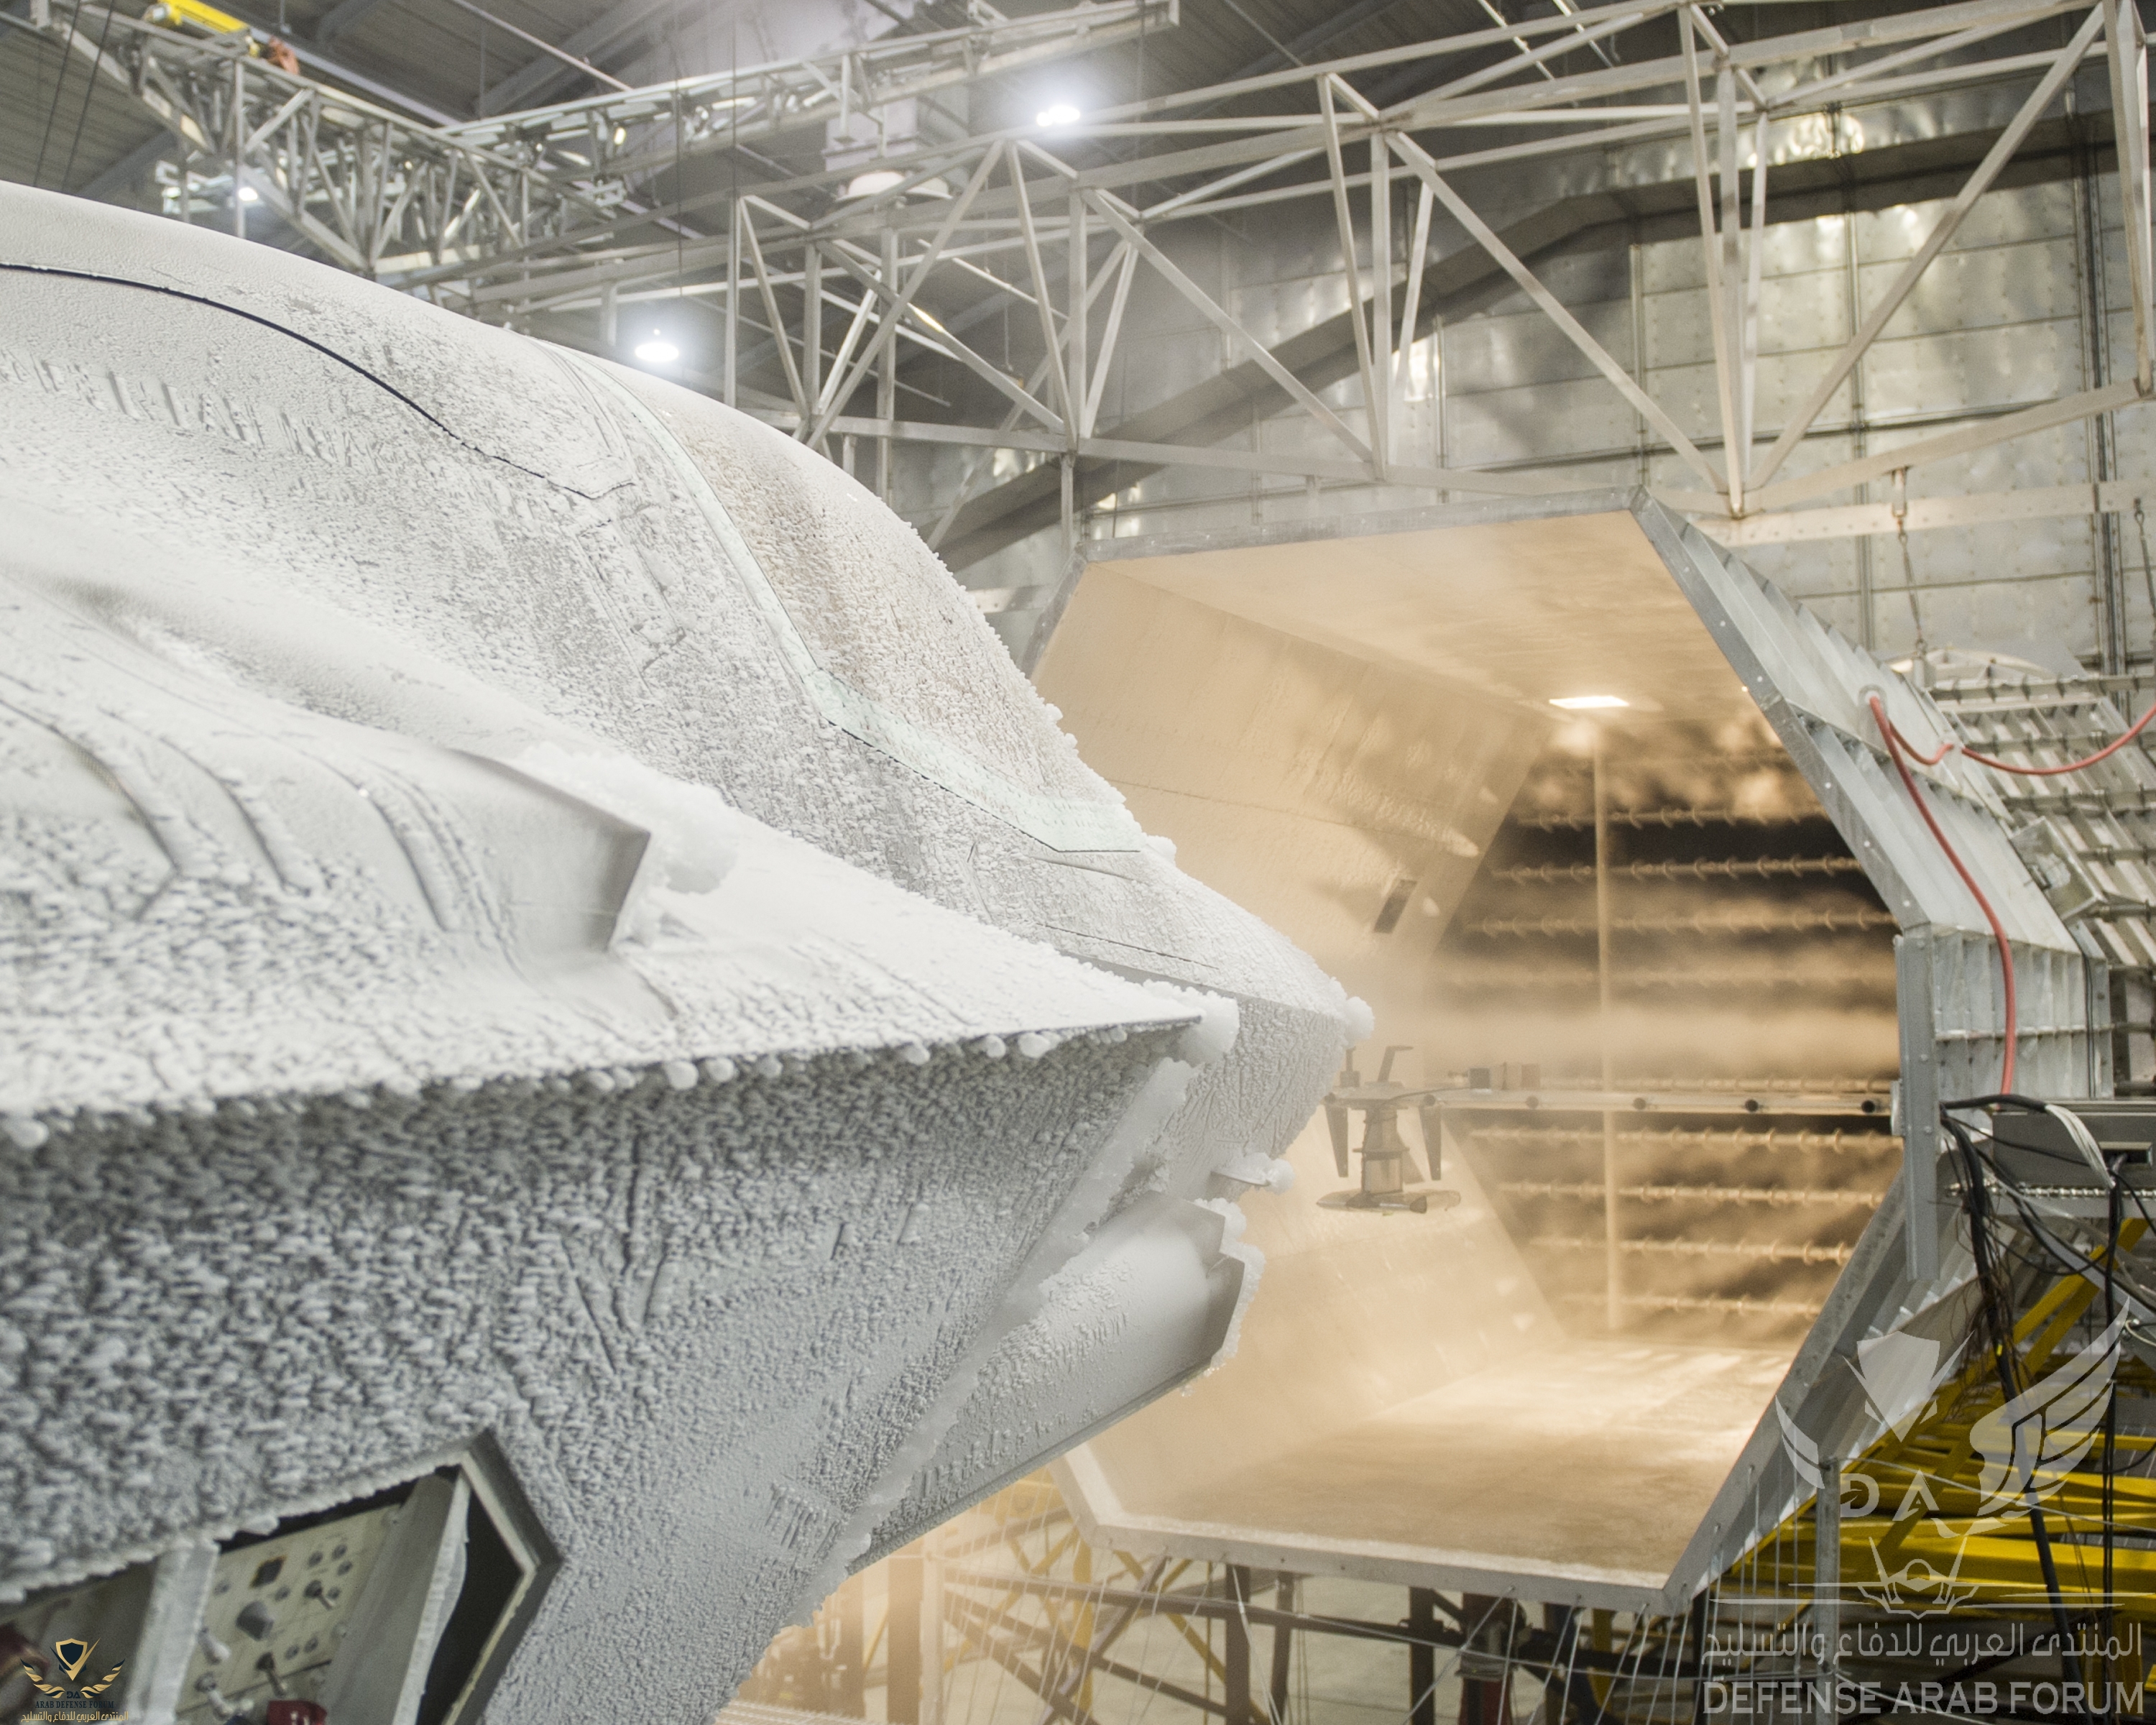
[1445,378,1639,466]
[1444,300,1634,395]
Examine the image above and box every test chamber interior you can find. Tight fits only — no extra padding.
[1028,493,2078,1609]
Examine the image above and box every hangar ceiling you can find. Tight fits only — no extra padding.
[6,0,2152,679]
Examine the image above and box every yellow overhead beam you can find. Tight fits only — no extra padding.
[146,0,252,36]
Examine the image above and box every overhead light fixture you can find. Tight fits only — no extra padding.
[633,337,679,364]
[1548,694,1629,710]
[1036,104,1081,128]
[612,125,627,144]
[236,184,259,203]
[841,169,906,200]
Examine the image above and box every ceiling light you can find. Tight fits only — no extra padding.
[612,125,627,144]
[236,184,259,203]
[841,169,906,200]
[1548,694,1629,710]
[633,338,679,364]
[1036,104,1081,128]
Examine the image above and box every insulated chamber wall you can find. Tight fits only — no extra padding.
[1027,494,2070,1608]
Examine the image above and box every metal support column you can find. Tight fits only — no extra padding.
[806,242,824,448]
[836,1573,865,1716]
[1271,1574,1295,1725]
[1067,188,1088,441]
[1370,129,1391,475]
[878,224,898,503]
[2078,140,2127,673]
[1595,724,1621,1329]
[1845,208,1876,652]
[1225,1565,1253,1725]
[1815,1455,1841,1706]
[888,1547,922,1725]
[1459,1594,1506,1725]
[1687,1591,1711,1725]
[1628,234,1649,491]
[1409,1587,1439,1725]
[229,56,244,238]
[1896,929,1941,1284]
[1543,1604,1576,1725]
[724,198,740,408]
[921,1552,944,1725]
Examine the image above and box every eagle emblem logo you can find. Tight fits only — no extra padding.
[1971,1312,2127,1519]
[1774,1312,2125,1530]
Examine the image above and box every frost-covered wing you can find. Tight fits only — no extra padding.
[1972,1313,2125,1516]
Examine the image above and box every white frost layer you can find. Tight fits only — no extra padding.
[0,1028,1185,1725]
[0,185,1355,1724]
[571,357,1140,852]
[0,500,1191,1117]
[1,193,1135,856]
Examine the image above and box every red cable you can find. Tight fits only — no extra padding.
[1869,694,2019,1093]
[1877,713,1955,768]
[1869,681,2149,1091]
[1877,691,2156,776]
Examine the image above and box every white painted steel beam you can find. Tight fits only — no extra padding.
[1083,190,1376,468]
[1692,481,2156,547]
[1386,132,1724,493]
[1746,4,2110,494]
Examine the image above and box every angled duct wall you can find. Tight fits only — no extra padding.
[1028,492,2096,1610]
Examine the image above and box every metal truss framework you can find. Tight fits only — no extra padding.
[8,0,1171,274]
[22,0,2156,546]
[430,0,2156,550]
[743,1477,1651,1725]
[11,1,593,271]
